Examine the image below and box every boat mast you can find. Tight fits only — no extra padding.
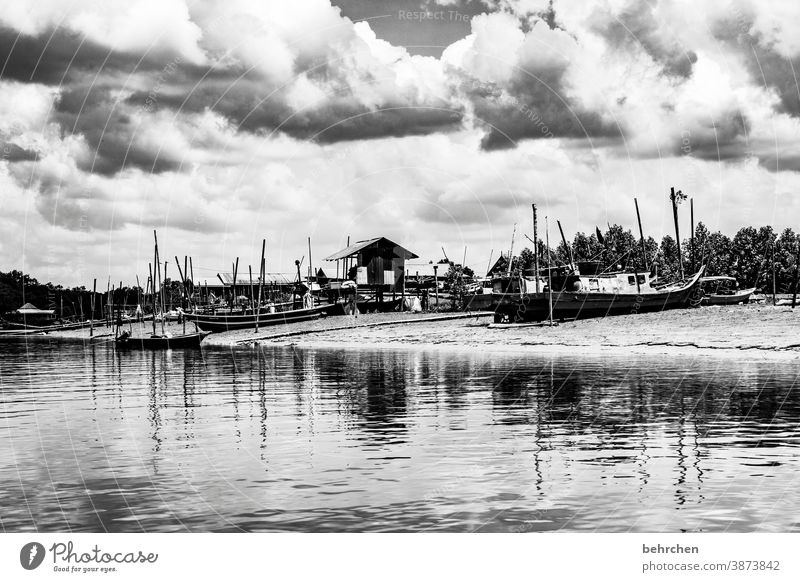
[154,230,165,334]
[175,256,187,335]
[256,239,265,333]
[634,197,648,272]
[669,187,684,280]
[507,223,516,277]
[557,220,573,270]
[149,263,156,336]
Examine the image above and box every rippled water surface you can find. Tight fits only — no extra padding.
[1,338,799,532]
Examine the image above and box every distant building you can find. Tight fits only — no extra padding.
[325,237,418,292]
[11,302,56,325]
[196,272,297,303]
[404,260,449,290]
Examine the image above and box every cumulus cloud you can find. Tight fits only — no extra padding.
[3,0,800,285]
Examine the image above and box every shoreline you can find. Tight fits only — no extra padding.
[22,303,800,360]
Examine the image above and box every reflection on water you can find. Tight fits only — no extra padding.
[0,338,799,532]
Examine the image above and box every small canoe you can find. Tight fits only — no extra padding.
[702,287,756,305]
[115,331,209,350]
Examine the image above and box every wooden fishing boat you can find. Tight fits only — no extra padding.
[185,304,329,332]
[699,276,755,305]
[115,330,209,349]
[494,267,705,323]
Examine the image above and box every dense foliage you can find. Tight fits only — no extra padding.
[0,270,148,319]
[495,223,800,292]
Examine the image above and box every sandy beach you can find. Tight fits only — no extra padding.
[40,301,800,358]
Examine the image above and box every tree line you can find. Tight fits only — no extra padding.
[0,270,191,319]
[494,223,800,292]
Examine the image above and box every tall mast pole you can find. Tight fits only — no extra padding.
[634,197,648,271]
[308,237,313,285]
[532,204,540,293]
[670,187,684,280]
[545,216,554,326]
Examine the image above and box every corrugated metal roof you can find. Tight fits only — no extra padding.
[16,302,55,314]
[324,237,418,261]
[215,272,295,286]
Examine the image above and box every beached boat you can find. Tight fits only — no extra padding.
[493,266,705,323]
[114,330,209,349]
[185,304,328,332]
[699,276,756,305]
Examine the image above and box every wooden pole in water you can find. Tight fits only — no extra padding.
[634,197,648,271]
[345,235,350,280]
[256,239,265,332]
[135,275,141,317]
[545,217,554,326]
[690,197,695,275]
[772,240,777,306]
[154,230,165,334]
[189,257,195,309]
[308,237,315,307]
[433,264,439,310]
[670,187,684,280]
[149,263,156,336]
[532,204,540,293]
[792,241,800,308]
[90,278,96,337]
[308,237,313,286]
[248,265,254,313]
[175,256,187,334]
[106,277,111,327]
[233,258,239,309]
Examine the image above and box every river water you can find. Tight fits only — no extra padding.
[1,338,798,532]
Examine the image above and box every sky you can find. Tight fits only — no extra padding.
[2,0,800,286]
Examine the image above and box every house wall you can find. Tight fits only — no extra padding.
[356,246,406,291]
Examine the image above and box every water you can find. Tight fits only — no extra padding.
[1,338,799,532]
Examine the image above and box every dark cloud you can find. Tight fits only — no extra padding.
[590,2,697,79]
[1,141,39,162]
[712,13,800,117]
[0,26,175,85]
[465,71,622,151]
[126,74,464,143]
[53,84,183,175]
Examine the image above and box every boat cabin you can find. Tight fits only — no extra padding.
[699,276,739,295]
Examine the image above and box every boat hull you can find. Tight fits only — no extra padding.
[702,288,756,305]
[115,332,209,349]
[185,305,328,332]
[494,271,704,323]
